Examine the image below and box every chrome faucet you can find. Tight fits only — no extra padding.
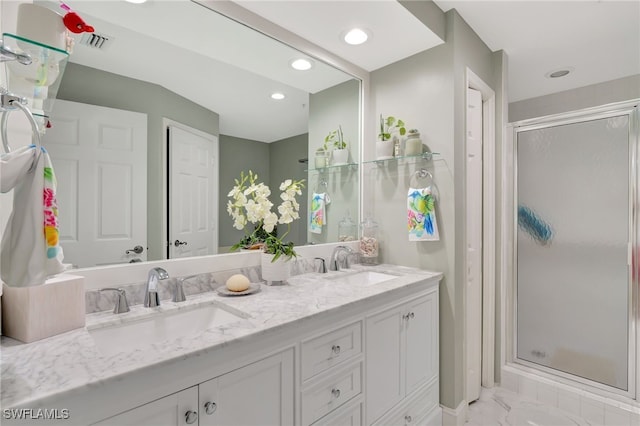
[145,267,169,307]
[329,246,354,271]
[99,287,130,314]
[174,275,198,302]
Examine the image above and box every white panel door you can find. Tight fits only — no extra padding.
[168,125,218,259]
[93,386,198,426]
[466,87,483,403]
[199,349,294,426]
[405,293,438,395]
[43,100,147,268]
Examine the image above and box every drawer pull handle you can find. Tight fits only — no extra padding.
[409,312,415,319]
[331,345,341,355]
[405,414,413,423]
[204,401,217,415]
[331,388,341,399]
[185,410,198,424]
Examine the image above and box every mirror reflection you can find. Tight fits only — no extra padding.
[30,0,360,268]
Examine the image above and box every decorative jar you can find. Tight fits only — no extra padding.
[404,130,423,156]
[359,217,379,265]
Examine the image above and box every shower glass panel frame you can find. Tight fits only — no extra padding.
[511,101,639,400]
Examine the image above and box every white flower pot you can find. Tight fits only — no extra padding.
[376,139,394,160]
[261,252,291,284]
[332,148,349,165]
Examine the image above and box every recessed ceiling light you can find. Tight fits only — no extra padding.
[545,67,573,79]
[290,58,313,71]
[271,92,285,100]
[125,0,148,3]
[343,28,369,45]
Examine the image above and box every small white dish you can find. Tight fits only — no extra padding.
[216,282,262,297]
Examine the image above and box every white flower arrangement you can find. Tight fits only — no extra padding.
[227,170,305,260]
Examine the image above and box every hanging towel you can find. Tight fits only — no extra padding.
[309,192,330,234]
[407,187,440,241]
[1,145,64,287]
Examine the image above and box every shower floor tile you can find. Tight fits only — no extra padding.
[466,387,591,426]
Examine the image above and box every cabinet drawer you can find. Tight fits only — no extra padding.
[301,321,362,382]
[312,396,362,426]
[301,361,362,426]
[371,379,438,426]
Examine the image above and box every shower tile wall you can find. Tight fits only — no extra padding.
[499,369,640,425]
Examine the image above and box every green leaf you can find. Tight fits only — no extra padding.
[399,127,406,136]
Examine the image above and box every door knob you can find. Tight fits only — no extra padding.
[185,410,198,424]
[125,245,144,254]
[204,401,217,415]
[175,240,188,247]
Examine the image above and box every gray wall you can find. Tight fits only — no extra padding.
[218,135,270,249]
[57,63,219,260]
[269,134,309,247]
[308,79,360,244]
[509,74,640,122]
[368,9,501,410]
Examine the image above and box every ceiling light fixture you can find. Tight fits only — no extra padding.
[125,0,148,4]
[545,67,573,79]
[343,28,369,45]
[271,92,285,100]
[290,58,313,71]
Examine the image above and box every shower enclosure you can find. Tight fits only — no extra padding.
[512,101,638,399]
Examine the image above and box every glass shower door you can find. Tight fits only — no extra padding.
[516,113,632,392]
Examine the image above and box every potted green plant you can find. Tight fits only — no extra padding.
[377,115,406,160]
[324,125,349,165]
[227,170,305,284]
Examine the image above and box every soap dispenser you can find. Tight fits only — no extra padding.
[359,217,379,265]
[338,211,356,242]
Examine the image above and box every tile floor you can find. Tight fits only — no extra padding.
[466,387,591,426]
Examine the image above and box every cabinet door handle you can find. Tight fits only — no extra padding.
[409,312,415,319]
[404,414,413,423]
[331,388,341,399]
[331,344,341,355]
[204,401,217,415]
[185,410,198,424]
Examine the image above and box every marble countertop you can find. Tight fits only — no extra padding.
[0,264,441,410]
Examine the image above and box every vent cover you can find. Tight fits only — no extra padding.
[79,33,113,50]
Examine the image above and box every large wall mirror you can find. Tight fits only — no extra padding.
[28,0,361,269]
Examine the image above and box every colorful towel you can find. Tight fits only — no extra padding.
[1,145,64,287]
[310,192,330,234]
[407,187,439,241]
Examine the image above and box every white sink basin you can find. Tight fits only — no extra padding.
[326,270,397,286]
[89,302,247,356]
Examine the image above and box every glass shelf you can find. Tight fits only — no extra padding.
[306,162,359,173]
[2,33,69,116]
[362,152,440,165]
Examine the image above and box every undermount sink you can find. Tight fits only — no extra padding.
[325,270,397,286]
[88,302,248,356]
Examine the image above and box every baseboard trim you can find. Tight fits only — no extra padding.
[441,400,467,426]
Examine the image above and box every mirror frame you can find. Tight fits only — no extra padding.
[61,0,371,288]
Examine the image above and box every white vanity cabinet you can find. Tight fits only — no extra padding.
[93,387,198,426]
[94,349,294,426]
[55,273,441,426]
[366,291,439,425]
[198,348,294,426]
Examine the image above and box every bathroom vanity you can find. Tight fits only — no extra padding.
[0,265,441,426]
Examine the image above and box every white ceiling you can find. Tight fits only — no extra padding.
[434,0,640,102]
[39,0,353,143]
[40,0,639,141]
[235,0,639,103]
[233,0,445,71]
